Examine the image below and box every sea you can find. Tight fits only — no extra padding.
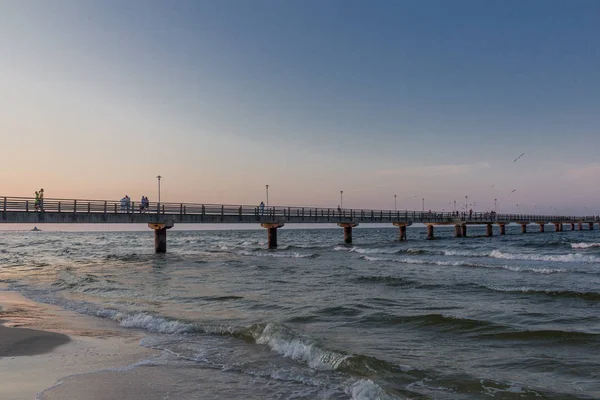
[1,225,599,399]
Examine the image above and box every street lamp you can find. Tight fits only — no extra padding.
[394,194,397,211]
[156,175,162,207]
[465,196,468,213]
[454,200,456,212]
[422,197,424,212]
[494,198,497,213]
[265,185,269,207]
[340,190,344,208]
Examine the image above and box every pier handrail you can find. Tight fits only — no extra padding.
[1,196,598,223]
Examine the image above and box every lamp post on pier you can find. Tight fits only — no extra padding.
[265,185,269,207]
[156,175,162,211]
[340,190,344,209]
[454,200,456,212]
[394,194,397,211]
[494,198,497,213]
[422,197,424,212]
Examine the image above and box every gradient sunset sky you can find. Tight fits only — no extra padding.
[1,1,599,214]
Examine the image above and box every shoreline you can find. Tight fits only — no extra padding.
[0,290,158,400]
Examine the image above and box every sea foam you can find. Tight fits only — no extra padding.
[255,322,349,370]
[489,250,599,263]
[571,243,600,249]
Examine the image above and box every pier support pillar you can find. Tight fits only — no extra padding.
[399,225,407,241]
[560,224,564,232]
[454,224,462,238]
[393,222,411,241]
[485,224,493,237]
[554,223,560,232]
[578,222,583,231]
[499,224,506,235]
[570,223,575,231]
[461,224,467,237]
[261,223,284,249]
[426,225,434,240]
[148,222,174,253]
[338,223,358,244]
[520,224,527,234]
[538,223,545,233]
[589,223,594,230]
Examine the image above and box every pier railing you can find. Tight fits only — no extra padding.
[1,196,598,224]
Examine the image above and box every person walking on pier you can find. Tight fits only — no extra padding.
[38,188,44,211]
[120,196,128,213]
[140,196,148,212]
[260,201,265,215]
[34,191,40,211]
[469,208,473,220]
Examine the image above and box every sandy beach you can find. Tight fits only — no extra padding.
[0,288,158,400]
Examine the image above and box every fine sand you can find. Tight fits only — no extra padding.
[0,290,315,400]
[0,290,158,400]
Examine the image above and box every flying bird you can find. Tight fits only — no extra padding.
[513,153,525,163]
[511,189,517,194]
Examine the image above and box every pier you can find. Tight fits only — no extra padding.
[1,196,599,253]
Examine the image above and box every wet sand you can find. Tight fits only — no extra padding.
[0,289,282,400]
[0,290,158,400]
[0,326,70,357]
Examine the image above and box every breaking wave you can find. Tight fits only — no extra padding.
[571,242,600,249]
[488,250,600,263]
[359,256,564,274]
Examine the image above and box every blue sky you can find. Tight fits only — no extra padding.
[1,1,599,214]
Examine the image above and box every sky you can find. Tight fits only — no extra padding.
[1,0,599,215]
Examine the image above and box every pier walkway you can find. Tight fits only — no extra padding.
[2,196,599,252]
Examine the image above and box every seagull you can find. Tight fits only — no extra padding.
[513,153,525,163]
[511,189,517,194]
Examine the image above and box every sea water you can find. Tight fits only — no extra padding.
[1,225,599,399]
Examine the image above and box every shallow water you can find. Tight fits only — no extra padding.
[2,226,600,399]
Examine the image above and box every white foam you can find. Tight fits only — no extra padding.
[349,247,399,255]
[443,249,486,257]
[345,379,399,400]
[492,265,565,274]
[571,242,600,249]
[239,251,315,259]
[255,323,349,371]
[489,250,599,263]
[361,255,565,274]
[115,312,195,334]
[485,285,537,293]
[361,255,469,267]
[333,246,351,251]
